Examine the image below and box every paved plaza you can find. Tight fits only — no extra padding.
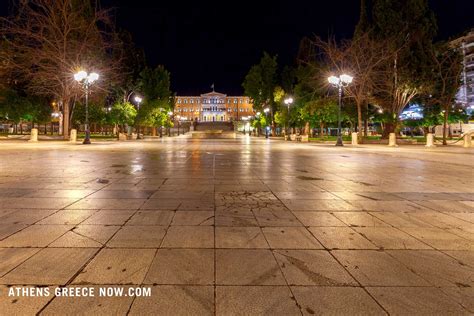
[0,138,473,315]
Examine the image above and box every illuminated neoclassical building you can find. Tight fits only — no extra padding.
[174,91,254,121]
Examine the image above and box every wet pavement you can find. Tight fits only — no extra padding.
[0,138,473,315]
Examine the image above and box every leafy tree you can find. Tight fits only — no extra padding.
[110,101,137,133]
[426,42,463,145]
[72,102,107,129]
[242,52,278,114]
[370,0,437,137]
[0,0,126,138]
[138,66,171,101]
[143,107,172,136]
[305,98,339,136]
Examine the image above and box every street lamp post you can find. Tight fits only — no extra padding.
[284,97,293,139]
[177,115,181,136]
[74,71,99,144]
[263,108,270,138]
[134,96,142,139]
[328,74,353,146]
[168,111,173,136]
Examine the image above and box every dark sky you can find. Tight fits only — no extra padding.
[1,1,473,95]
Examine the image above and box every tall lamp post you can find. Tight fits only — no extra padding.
[134,96,142,138]
[263,108,270,138]
[167,111,173,136]
[328,74,353,146]
[284,97,293,138]
[74,70,99,144]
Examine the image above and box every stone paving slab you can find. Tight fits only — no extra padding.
[0,139,473,314]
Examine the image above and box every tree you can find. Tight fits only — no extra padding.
[314,32,393,141]
[305,98,339,136]
[0,0,125,139]
[138,66,172,102]
[110,101,137,134]
[242,52,278,114]
[370,0,437,137]
[143,106,172,136]
[427,42,463,145]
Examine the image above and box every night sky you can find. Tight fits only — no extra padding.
[1,0,473,95]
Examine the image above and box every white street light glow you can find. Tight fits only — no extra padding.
[74,70,87,82]
[340,74,353,84]
[134,96,143,103]
[328,75,340,85]
[88,72,99,82]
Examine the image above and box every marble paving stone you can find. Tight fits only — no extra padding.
[332,212,391,227]
[144,249,214,285]
[25,189,95,198]
[273,250,356,286]
[309,227,378,250]
[37,209,97,225]
[48,230,103,248]
[367,287,467,315]
[0,209,57,225]
[161,226,214,248]
[332,250,430,286]
[87,190,155,199]
[81,210,136,225]
[0,197,77,209]
[41,285,135,315]
[0,248,97,285]
[106,226,167,248]
[66,198,145,210]
[280,199,357,211]
[216,249,286,285]
[292,211,346,226]
[0,286,53,315]
[1,135,474,314]
[354,227,432,249]
[214,210,258,226]
[400,227,473,250]
[262,227,323,249]
[0,224,72,247]
[0,224,28,240]
[126,210,174,226]
[291,286,385,315]
[130,285,214,315]
[369,211,436,227]
[443,250,474,268]
[216,286,300,315]
[349,200,430,212]
[440,287,474,313]
[172,211,214,226]
[140,199,182,210]
[72,248,155,285]
[0,248,41,277]
[68,225,120,244]
[387,250,474,287]
[216,227,269,248]
[254,209,301,227]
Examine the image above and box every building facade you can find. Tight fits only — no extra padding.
[452,29,474,113]
[174,91,254,121]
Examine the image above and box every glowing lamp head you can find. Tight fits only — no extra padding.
[134,96,143,103]
[328,76,340,85]
[88,72,99,83]
[74,70,87,82]
[340,74,353,84]
[167,111,173,116]
[263,108,270,113]
[284,97,293,105]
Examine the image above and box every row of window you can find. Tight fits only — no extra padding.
[176,108,252,113]
[177,98,250,104]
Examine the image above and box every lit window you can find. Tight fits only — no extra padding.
[234,98,237,104]
[178,99,182,104]
[190,99,194,104]
[240,98,243,104]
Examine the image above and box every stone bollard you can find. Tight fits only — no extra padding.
[351,132,358,146]
[29,128,38,142]
[463,133,472,148]
[70,129,77,142]
[388,132,398,147]
[118,133,127,141]
[425,133,435,148]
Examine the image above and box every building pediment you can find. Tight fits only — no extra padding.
[200,91,227,98]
